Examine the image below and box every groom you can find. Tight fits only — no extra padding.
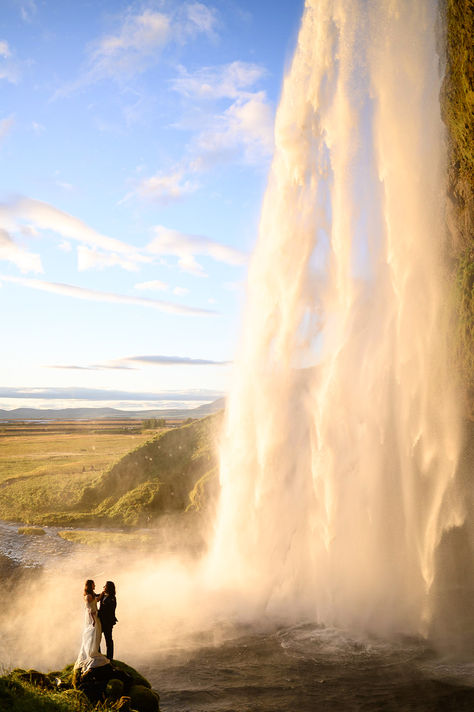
[98,581,117,661]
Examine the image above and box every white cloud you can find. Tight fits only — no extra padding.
[88,9,170,82]
[172,61,266,99]
[32,121,45,134]
[0,115,14,143]
[0,274,217,316]
[19,1,37,22]
[1,197,147,271]
[0,385,221,402]
[77,245,148,272]
[0,41,20,83]
[124,60,273,202]
[56,180,74,192]
[120,353,226,366]
[172,62,273,163]
[135,280,168,291]
[178,2,218,40]
[0,41,11,59]
[173,286,189,296]
[194,91,274,166]
[0,229,43,273]
[125,170,197,204]
[19,224,39,238]
[57,3,218,96]
[146,224,247,276]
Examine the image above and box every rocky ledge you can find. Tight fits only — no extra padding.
[0,659,160,712]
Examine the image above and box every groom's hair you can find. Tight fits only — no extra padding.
[105,581,116,596]
[84,579,95,596]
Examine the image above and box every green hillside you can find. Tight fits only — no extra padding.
[0,413,222,528]
[71,412,223,528]
[442,0,474,410]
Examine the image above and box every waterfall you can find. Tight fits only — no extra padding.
[209,0,465,636]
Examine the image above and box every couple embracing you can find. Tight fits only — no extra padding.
[74,579,118,674]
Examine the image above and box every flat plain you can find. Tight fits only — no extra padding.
[0,420,159,524]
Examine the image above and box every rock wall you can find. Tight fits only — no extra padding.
[441,0,474,410]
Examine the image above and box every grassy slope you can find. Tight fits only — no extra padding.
[0,413,221,528]
[442,0,474,409]
[76,413,222,528]
[0,431,154,525]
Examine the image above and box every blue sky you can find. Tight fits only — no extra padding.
[0,0,303,410]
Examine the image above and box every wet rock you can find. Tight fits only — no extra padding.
[76,662,115,704]
[106,677,125,699]
[129,683,160,712]
[112,659,151,688]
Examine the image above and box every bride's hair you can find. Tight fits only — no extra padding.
[84,579,95,596]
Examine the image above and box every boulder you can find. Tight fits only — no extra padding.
[77,663,114,704]
[106,677,125,699]
[129,683,160,712]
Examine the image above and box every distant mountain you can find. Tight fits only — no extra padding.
[0,398,225,421]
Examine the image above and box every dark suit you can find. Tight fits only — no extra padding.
[98,594,117,661]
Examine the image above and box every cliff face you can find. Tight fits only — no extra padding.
[432,1,474,653]
[441,0,474,409]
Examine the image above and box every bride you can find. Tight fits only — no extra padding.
[74,579,109,674]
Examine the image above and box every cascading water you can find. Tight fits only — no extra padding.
[209,0,466,637]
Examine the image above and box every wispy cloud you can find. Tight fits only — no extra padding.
[0,196,245,279]
[122,169,197,204]
[87,9,170,83]
[0,115,15,143]
[56,2,218,96]
[0,274,217,316]
[128,60,273,202]
[192,90,273,167]
[124,354,227,366]
[172,61,266,99]
[17,0,37,22]
[0,197,148,272]
[180,2,218,39]
[0,40,20,83]
[77,245,146,272]
[0,386,221,402]
[11,197,139,254]
[48,363,136,371]
[48,353,228,370]
[134,280,168,291]
[0,229,42,273]
[146,225,247,276]
[31,121,45,134]
[175,62,274,165]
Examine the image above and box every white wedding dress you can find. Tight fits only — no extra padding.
[74,596,109,673]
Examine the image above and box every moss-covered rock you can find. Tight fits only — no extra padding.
[0,659,158,711]
[106,677,125,699]
[129,684,160,712]
[111,660,151,689]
